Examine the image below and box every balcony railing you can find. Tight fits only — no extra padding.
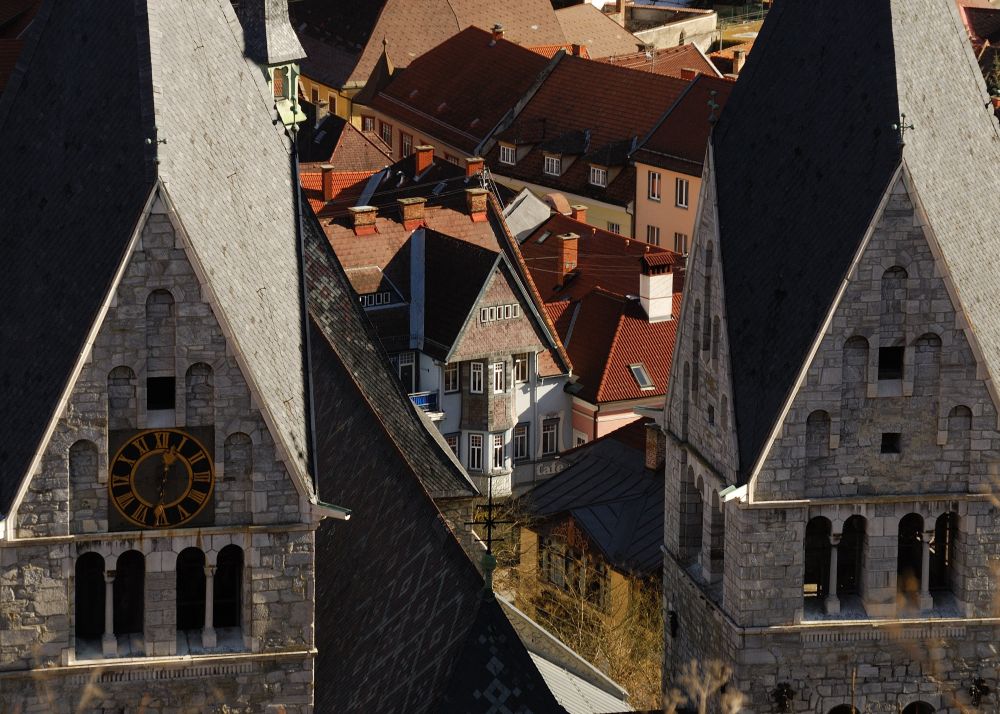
[408,390,439,413]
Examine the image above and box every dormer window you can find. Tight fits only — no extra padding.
[544,154,562,177]
[499,143,516,166]
[589,165,607,187]
[272,67,288,100]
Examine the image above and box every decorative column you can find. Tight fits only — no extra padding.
[919,530,934,610]
[203,564,217,648]
[102,570,117,657]
[825,535,841,614]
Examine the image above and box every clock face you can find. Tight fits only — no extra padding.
[109,428,215,529]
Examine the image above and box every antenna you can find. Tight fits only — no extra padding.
[468,475,512,599]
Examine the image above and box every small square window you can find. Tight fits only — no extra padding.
[878,346,904,380]
[881,432,901,454]
[147,376,175,411]
[503,305,512,319]
[445,433,459,457]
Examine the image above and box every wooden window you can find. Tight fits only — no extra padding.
[379,120,393,148]
[491,433,505,470]
[675,177,689,208]
[469,433,483,471]
[361,115,375,132]
[492,362,505,393]
[499,144,516,165]
[606,221,621,234]
[470,362,484,394]
[589,165,607,187]
[674,232,688,254]
[443,363,459,393]
[401,131,413,156]
[445,433,459,457]
[648,170,661,200]
[543,155,561,176]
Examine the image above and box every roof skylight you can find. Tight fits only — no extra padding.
[629,363,654,390]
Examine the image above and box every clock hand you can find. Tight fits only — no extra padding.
[157,446,177,504]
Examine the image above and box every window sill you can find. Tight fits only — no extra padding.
[648,196,661,202]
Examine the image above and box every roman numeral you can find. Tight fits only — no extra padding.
[132,436,150,455]
[132,504,149,524]
[176,504,190,521]
[154,431,171,449]
[116,493,136,511]
[188,490,207,505]
[188,450,207,466]
[117,455,136,467]
[193,470,212,483]
[111,474,130,488]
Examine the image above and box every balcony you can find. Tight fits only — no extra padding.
[409,391,444,420]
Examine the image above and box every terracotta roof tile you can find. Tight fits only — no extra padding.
[554,4,643,58]
[365,27,553,154]
[301,170,375,216]
[707,39,754,75]
[598,42,721,79]
[632,73,734,176]
[528,43,591,59]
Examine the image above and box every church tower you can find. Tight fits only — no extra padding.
[0,2,344,710]
[661,0,1000,712]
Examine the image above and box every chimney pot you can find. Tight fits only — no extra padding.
[321,164,335,202]
[569,204,588,223]
[492,23,504,43]
[558,232,579,280]
[415,145,434,175]
[349,205,378,235]
[639,254,674,322]
[398,197,427,229]
[465,188,489,221]
[465,156,485,178]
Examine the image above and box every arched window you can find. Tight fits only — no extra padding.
[215,545,244,629]
[681,363,690,439]
[69,440,99,534]
[691,301,701,402]
[929,512,958,593]
[880,266,908,311]
[113,550,144,636]
[711,316,720,362]
[185,363,214,427]
[803,517,832,601]
[107,366,137,429]
[805,411,831,460]
[838,515,866,599]
[897,513,924,605]
[224,432,253,483]
[679,466,703,558]
[176,548,206,631]
[75,552,105,642]
[913,333,941,396]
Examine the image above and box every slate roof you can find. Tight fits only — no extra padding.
[292,0,567,89]
[520,420,664,576]
[362,26,556,155]
[632,73,734,177]
[486,55,689,207]
[0,0,324,513]
[0,0,37,38]
[554,3,643,59]
[598,42,721,80]
[710,0,1000,484]
[306,204,563,711]
[0,38,21,91]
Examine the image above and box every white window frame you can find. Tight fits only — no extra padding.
[361,115,374,132]
[401,131,413,156]
[675,177,689,208]
[379,120,393,148]
[513,353,529,383]
[499,143,516,166]
[443,363,459,393]
[445,433,459,457]
[589,165,607,187]
[470,362,484,394]
[646,225,660,246]
[607,222,621,235]
[629,363,654,390]
[492,362,505,394]
[674,232,688,254]
[542,420,559,456]
[469,433,483,471]
[543,154,561,176]
[648,171,661,201]
[513,424,529,461]
[491,433,505,470]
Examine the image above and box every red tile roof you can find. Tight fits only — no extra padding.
[365,27,554,154]
[520,212,680,301]
[486,55,690,205]
[597,43,721,80]
[631,73,734,176]
[554,4,643,59]
[708,39,754,75]
[528,43,591,60]
[301,170,375,216]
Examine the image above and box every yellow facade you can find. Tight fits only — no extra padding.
[632,160,701,254]
[298,74,356,121]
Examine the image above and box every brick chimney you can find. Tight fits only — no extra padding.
[465,188,488,222]
[639,255,674,322]
[645,422,666,470]
[415,145,434,175]
[349,205,378,236]
[571,43,582,57]
[558,233,579,280]
[398,197,426,230]
[733,49,747,74]
[569,204,587,223]
[321,164,335,202]
[491,24,505,43]
[465,156,485,177]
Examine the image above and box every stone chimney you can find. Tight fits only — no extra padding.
[314,99,329,129]
[239,0,306,66]
[558,233,579,280]
[321,164,334,202]
[492,24,505,43]
[415,145,434,175]
[639,254,674,322]
[569,204,587,223]
[465,156,484,177]
[398,197,426,230]
[733,49,747,74]
[349,205,377,236]
[465,188,489,222]
[645,422,666,470]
